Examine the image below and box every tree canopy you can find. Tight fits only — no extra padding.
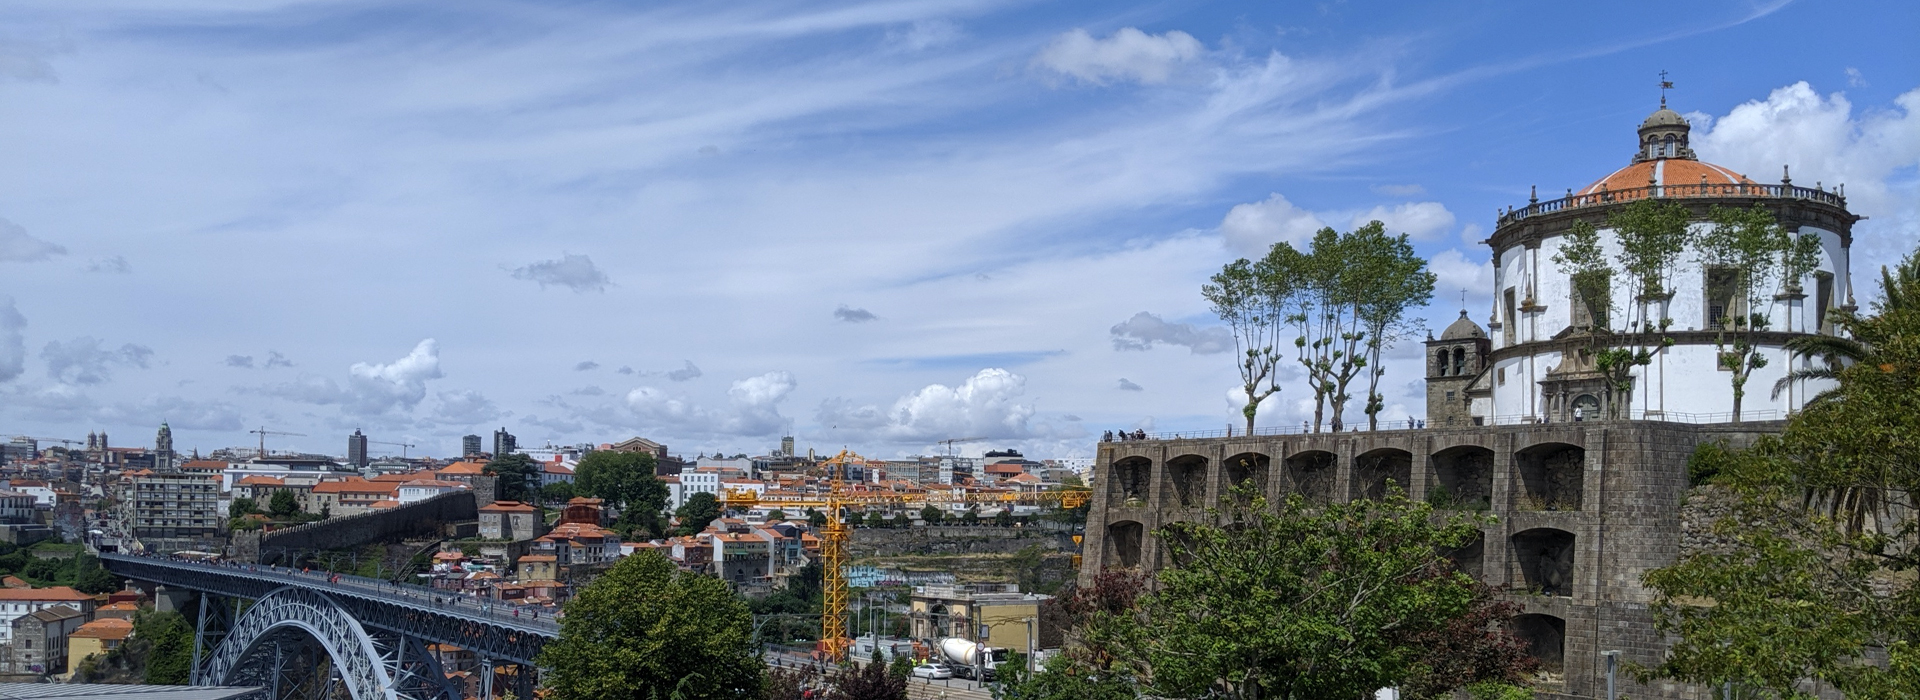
[675,492,723,536]
[575,450,669,535]
[1641,248,1920,698]
[541,552,763,700]
[485,453,542,502]
[1055,489,1530,699]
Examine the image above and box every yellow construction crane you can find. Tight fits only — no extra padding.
[720,451,1090,662]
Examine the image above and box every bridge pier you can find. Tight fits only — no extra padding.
[479,658,493,700]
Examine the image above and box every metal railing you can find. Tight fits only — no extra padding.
[1106,410,1786,443]
[1497,182,1846,226]
[101,552,562,636]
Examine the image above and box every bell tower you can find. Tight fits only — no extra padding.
[1425,311,1491,427]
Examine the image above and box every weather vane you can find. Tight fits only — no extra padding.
[1660,70,1674,107]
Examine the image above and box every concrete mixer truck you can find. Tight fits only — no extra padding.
[938,637,1011,680]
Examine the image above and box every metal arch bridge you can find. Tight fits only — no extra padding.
[102,553,559,700]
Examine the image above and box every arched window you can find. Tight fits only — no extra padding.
[1453,347,1466,375]
[1662,134,1677,157]
[1435,351,1449,377]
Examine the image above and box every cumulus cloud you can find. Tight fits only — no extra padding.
[1845,67,1867,88]
[1692,82,1920,267]
[834,305,878,322]
[624,370,795,436]
[1032,27,1203,85]
[815,368,1062,441]
[0,218,66,263]
[1220,193,1326,254]
[225,355,254,368]
[1117,378,1143,391]
[1350,201,1455,241]
[433,389,506,425]
[1427,248,1496,323]
[42,337,153,385]
[574,360,599,371]
[1109,311,1233,354]
[86,256,131,274]
[0,298,23,383]
[264,339,443,415]
[509,253,610,293]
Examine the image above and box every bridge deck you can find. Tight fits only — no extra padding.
[104,553,558,664]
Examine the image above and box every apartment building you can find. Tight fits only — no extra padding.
[129,473,220,539]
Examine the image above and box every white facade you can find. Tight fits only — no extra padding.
[1474,105,1855,425]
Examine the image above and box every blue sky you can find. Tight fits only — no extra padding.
[0,0,1914,459]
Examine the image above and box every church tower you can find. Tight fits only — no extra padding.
[1425,310,1491,427]
[155,421,175,471]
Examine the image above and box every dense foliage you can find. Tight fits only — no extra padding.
[541,552,763,700]
[485,453,542,502]
[1641,249,1920,698]
[675,492,723,536]
[575,450,670,536]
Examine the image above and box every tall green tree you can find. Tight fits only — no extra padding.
[486,453,543,502]
[1353,225,1436,430]
[1205,252,1298,435]
[1088,490,1529,699]
[136,610,194,685]
[1641,248,1920,698]
[1697,204,1823,421]
[575,450,669,535]
[675,492,723,536]
[541,552,762,700]
[228,497,258,519]
[268,490,300,517]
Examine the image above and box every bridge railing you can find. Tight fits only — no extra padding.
[102,553,561,636]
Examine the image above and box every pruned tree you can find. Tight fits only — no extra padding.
[1698,205,1822,421]
[1204,255,1295,435]
[540,552,762,700]
[1352,225,1436,430]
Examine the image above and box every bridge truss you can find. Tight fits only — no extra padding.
[103,554,552,700]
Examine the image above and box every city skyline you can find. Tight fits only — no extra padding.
[1,0,1915,459]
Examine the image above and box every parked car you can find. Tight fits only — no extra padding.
[911,663,954,680]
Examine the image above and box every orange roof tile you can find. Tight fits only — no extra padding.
[71,618,134,641]
[480,500,537,513]
[437,461,489,476]
[0,586,91,601]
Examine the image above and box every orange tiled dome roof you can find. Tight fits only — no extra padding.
[1578,159,1758,196]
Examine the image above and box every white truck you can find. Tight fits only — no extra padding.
[938,637,1011,680]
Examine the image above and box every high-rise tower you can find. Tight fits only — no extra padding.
[155,422,175,471]
[348,429,370,468]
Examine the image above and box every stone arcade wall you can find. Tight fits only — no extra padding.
[1078,421,1782,700]
[253,490,479,562]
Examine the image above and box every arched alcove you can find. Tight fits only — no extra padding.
[1165,455,1208,508]
[1352,448,1413,501]
[1511,613,1566,682]
[1284,450,1337,504]
[1111,457,1153,504]
[1106,520,1145,569]
[1443,529,1486,581]
[1511,528,1576,596]
[1224,452,1271,502]
[1430,445,1494,510]
[1516,443,1585,511]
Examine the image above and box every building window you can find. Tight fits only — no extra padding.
[1815,271,1834,333]
[1503,288,1518,344]
[1453,347,1466,375]
[1569,270,1610,329]
[1706,268,1741,330]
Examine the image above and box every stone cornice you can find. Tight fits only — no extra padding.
[1489,195,1857,254]
[1490,330,1822,365]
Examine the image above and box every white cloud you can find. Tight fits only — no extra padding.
[1846,67,1867,88]
[509,253,611,293]
[1109,311,1232,354]
[42,337,153,386]
[623,370,794,436]
[0,298,23,383]
[346,339,444,414]
[1350,201,1455,241]
[1220,193,1327,255]
[815,368,1069,442]
[1426,248,1496,324]
[1458,222,1485,247]
[267,339,444,416]
[1693,82,1920,268]
[0,218,66,263]
[1117,378,1143,391]
[1032,27,1203,85]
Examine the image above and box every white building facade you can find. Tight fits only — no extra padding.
[1448,104,1856,425]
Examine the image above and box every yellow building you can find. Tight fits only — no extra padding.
[909,584,1051,651]
[66,618,134,677]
